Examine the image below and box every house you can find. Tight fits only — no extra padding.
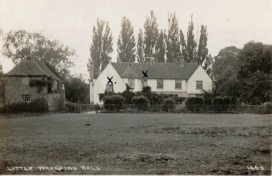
[4,57,65,111]
[90,58,213,105]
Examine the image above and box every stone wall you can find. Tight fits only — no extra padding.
[5,77,47,105]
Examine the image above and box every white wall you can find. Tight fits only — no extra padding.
[92,63,126,104]
[187,66,213,95]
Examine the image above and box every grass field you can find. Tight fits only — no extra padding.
[0,113,271,175]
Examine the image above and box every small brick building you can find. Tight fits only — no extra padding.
[4,57,65,111]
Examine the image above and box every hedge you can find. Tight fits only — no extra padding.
[104,95,125,112]
[1,98,48,113]
[185,97,204,112]
[212,96,231,112]
[161,98,176,112]
[131,95,150,110]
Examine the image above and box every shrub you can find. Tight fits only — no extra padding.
[103,95,125,112]
[121,90,136,104]
[212,96,231,112]
[263,102,272,114]
[185,97,204,112]
[94,103,100,112]
[131,95,150,110]
[142,86,151,94]
[161,98,176,112]
[2,98,48,113]
[65,102,76,112]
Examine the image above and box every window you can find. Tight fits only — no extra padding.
[157,79,163,89]
[175,80,182,89]
[22,95,31,103]
[128,78,135,89]
[22,77,29,85]
[196,81,203,90]
[106,83,113,92]
[141,79,148,89]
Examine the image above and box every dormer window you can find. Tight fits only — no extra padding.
[128,78,135,89]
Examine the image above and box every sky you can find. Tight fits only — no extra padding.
[0,0,272,80]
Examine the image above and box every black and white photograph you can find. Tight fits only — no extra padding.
[0,0,271,175]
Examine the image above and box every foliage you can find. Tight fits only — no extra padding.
[121,86,136,104]
[1,98,48,113]
[29,78,49,93]
[237,42,272,104]
[65,76,90,103]
[166,13,181,63]
[0,61,3,78]
[132,95,150,110]
[155,30,166,63]
[180,29,188,62]
[161,98,176,112]
[117,17,136,62]
[213,46,242,97]
[142,86,151,94]
[2,30,76,79]
[196,25,208,65]
[137,29,145,63]
[103,95,125,112]
[185,97,204,112]
[203,90,217,105]
[186,16,197,63]
[263,102,272,114]
[88,19,113,78]
[94,103,100,112]
[212,96,231,112]
[144,11,159,57]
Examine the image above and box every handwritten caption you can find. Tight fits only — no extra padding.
[7,166,101,171]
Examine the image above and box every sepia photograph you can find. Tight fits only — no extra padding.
[0,0,271,175]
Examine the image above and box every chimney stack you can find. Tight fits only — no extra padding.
[145,57,155,66]
[179,56,184,67]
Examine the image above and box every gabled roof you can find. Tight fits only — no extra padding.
[111,62,199,79]
[5,57,61,81]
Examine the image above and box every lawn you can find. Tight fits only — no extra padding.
[0,113,271,175]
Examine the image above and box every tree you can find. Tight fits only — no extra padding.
[166,13,181,63]
[144,11,159,58]
[180,29,188,62]
[88,19,113,78]
[155,30,166,63]
[0,61,3,78]
[117,17,136,62]
[2,30,76,78]
[237,42,272,104]
[196,25,208,65]
[213,46,242,97]
[203,54,213,77]
[137,29,145,63]
[186,16,197,63]
[65,75,90,103]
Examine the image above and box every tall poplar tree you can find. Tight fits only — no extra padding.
[137,29,145,63]
[144,11,159,58]
[88,19,113,78]
[180,29,189,62]
[196,25,208,65]
[156,30,166,63]
[117,17,136,62]
[186,16,197,62]
[166,13,181,63]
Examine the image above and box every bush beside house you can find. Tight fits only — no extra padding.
[104,95,125,112]
[185,97,204,112]
[161,98,176,112]
[131,95,150,111]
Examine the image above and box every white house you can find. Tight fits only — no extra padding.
[90,58,213,104]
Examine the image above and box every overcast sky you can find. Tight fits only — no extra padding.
[0,0,272,80]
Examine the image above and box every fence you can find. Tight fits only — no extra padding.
[65,103,270,115]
